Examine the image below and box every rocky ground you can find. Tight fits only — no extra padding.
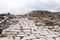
[0,10,60,40]
[0,17,60,40]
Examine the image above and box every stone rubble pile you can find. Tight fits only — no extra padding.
[0,18,60,40]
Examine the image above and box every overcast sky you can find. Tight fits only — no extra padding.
[0,0,60,15]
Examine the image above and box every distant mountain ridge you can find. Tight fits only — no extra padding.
[25,10,60,18]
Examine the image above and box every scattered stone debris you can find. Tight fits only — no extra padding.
[0,13,16,36]
[0,10,60,40]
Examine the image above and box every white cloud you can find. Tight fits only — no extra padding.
[0,0,60,15]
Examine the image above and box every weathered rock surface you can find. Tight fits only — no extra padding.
[0,18,60,40]
[0,10,60,40]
